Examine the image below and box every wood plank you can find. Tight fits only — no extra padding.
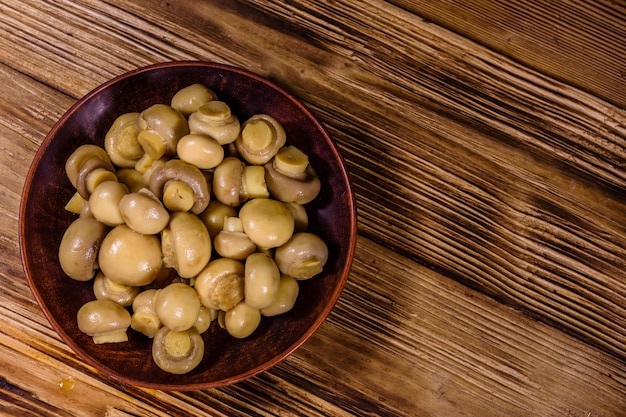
[390,0,626,108]
[2,234,625,416]
[2,0,626,359]
[2,1,626,414]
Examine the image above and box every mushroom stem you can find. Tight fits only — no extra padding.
[274,145,309,175]
[137,130,168,159]
[242,165,269,199]
[241,119,273,151]
[85,168,118,195]
[163,180,195,212]
[148,159,210,215]
[152,327,204,374]
[164,330,193,358]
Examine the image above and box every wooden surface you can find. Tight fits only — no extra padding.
[1,0,626,416]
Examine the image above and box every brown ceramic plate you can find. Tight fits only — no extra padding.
[19,61,357,390]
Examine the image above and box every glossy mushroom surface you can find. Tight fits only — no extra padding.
[19,61,357,391]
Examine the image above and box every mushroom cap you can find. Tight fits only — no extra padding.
[170,83,218,116]
[104,112,144,168]
[65,144,112,188]
[98,225,163,286]
[194,257,245,311]
[176,134,225,169]
[152,327,205,374]
[161,211,212,279]
[88,180,129,227]
[130,288,161,338]
[244,252,281,310]
[77,299,132,339]
[235,114,286,165]
[188,101,241,145]
[264,160,321,205]
[93,271,139,307]
[58,216,109,281]
[75,157,117,200]
[214,230,257,260]
[212,156,245,207]
[138,104,189,158]
[274,232,329,279]
[224,301,261,339]
[239,198,295,248]
[119,190,170,235]
[155,282,202,332]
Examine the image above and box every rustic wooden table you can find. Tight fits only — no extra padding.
[2,1,626,416]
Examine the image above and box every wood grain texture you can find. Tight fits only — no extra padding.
[1,0,625,415]
[390,0,626,108]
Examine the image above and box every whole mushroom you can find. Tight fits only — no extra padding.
[77,299,132,344]
[98,225,163,287]
[88,180,129,227]
[104,112,144,168]
[58,216,109,281]
[75,156,118,200]
[224,301,261,339]
[131,289,161,338]
[65,144,112,189]
[137,104,189,159]
[188,101,241,145]
[213,216,256,260]
[93,271,139,307]
[235,114,286,165]
[155,283,201,332]
[244,252,281,310]
[264,145,321,205]
[238,198,294,249]
[274,232,329,280]
[152,326,205,374]
[170,83,218,116]
[161,211,212,279]
[148,159,211,215]
[119,189,170,235]
[176,133,225,169]
[212,156,244,207]
[212,157,269,207]
[194,258,245,312]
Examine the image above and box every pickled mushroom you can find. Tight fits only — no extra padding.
[77,299,131,344]
[194,258,245,312]
[98,225,163,287]
[161,211,212,279]
[238,198,294,249]
[235,114,286,165]
[104,112,144,168]
[188,101,240,145]
[131,289,161,338]
[171,83,218,116]
[274,232,329,280]
[155,283,201,332]
[137,104,189,159]
[152,326,204,374]
[58,216,109,281]
[264,145,321,205]
[93,271,139,307]
[148,159,210,214]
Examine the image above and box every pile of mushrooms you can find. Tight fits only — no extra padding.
[58,83,329,375]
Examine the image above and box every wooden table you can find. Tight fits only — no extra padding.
[2,1,626,416]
